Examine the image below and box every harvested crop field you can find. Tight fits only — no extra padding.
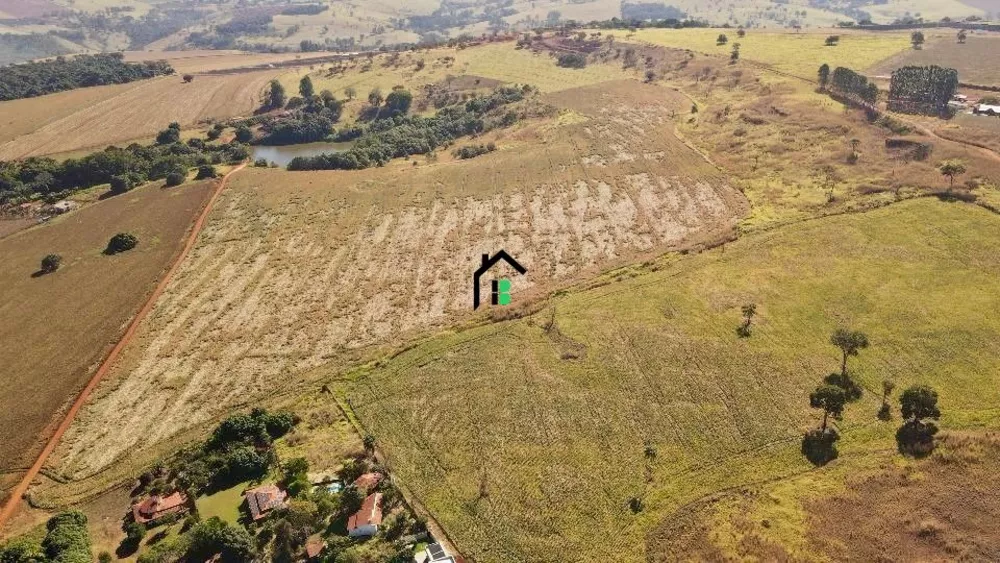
[0,71,279,159]
[0,180,215,506]
[42,81,747,497]
[343,199,1000,562]
[869,33,1000,87]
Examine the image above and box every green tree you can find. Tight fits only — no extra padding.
[235,126,253,143]
[40,254,62,273]
[384,89,413,115]
[818,63,831,90]
[165,171,186,187]
[206,123,224,141]
[938,159,966,190]
[801,427,840,465]
[897,384,941,456]
[105,232,138,255]
[911,31,925,49]
[736,303,756,338]
[810,384,847,431]
[823,371,863,402]
[266,79,287,110]
[299,75,314,98]
[368,87,384,107]
[878,379,895,420]
[730,42,741,63]
[42,511,92,563]
[363,433,376,454]
[957,29,967,44]
[155,122,181,145]
[195,165,218,180]
[186,518,254,563]
[344,86,357,100]
[339,486,365,517]
[825,35,840,46]
[830,329,869,376]
[716,33,728,45]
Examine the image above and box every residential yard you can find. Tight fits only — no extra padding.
[344,199,1000,562]
[195,483,247,526]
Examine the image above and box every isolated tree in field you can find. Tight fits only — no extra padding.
[938,159,966,190]
[717,33,728,45]
[878,379,895,420]
[182,74,194,83]
[165,171,186,187]
[644,70,656,83]
[299,75,314,99]
[362,433,376,454]
[911,31,925,49]
[730,43,741,63]
[830,329,869,377]
[344,86,357,100]
[818,63,830,90]
[384,89,413,115]
[737,27,746,38]
[825,35,840,46]
[40,254,62,274]
[849,138,860,153]
[368,87,384,108]
[266,79,286,110]
[896,384,941,456]
[957,30,967,44]
[810,384,847,431]
[105,232,138,255]
[736,303,756,338]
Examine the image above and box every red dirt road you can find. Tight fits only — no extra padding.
[0,163,246,531]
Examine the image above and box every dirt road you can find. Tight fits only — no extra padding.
[0,163,246,531]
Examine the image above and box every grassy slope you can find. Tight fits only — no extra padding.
[344,198,1000,562]
[633,28,912,79]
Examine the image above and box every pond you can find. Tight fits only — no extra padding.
[251,141,354,167]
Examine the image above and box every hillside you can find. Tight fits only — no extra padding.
[344,198,1000,562]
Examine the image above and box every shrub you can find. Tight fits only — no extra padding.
[234,126,253,143]
[105,233,139,254]
[195,165,218,179]
[165,172,186,187]
[43,511,92,563]
[41,254,62,273]
[254,158,269,167]
[556,53,587,69]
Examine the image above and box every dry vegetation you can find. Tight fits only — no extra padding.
[40,80,747,504]
[0,180,214,506]
[345,199,1000,562]
[650,432,1000,560]
[869,33,1000,86]
[0,71,279,159]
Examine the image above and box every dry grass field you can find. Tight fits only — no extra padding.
[0,71,279,159]
[343,198,1000,562]
[634,28,913,80]
[121,50,347,74]
[869,33,1000,86]
[40,80,748,500]
[0,180,215,506]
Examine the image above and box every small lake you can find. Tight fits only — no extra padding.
[251,141,354,167]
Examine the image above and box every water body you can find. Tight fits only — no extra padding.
[251,141,354,167]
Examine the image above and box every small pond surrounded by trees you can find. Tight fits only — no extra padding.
[251,141,355,167]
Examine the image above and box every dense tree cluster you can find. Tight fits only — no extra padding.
[0,53,174,101]
[0,135,248,206]
[588,17,708,29]
[289,86,528,171]
[280,4,329,16]
[620,2,686,21]
[888,65,959,116]
[0,511,93,562]
[556,53,588,68]
[829,66,879,106]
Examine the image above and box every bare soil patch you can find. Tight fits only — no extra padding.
[869,34,1000,87]
[0,180,215,506]
[0,0,59,18]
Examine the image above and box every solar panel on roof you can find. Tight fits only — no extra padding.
[428,544,446,560]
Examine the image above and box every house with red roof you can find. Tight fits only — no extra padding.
[132,491,189,525]
[347,492,383,537]
[245,484,289,521]
[352,472,382,491]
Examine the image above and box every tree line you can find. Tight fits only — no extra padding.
[0,53,174,101]
[0,124,246,206]
[287,85,530,171]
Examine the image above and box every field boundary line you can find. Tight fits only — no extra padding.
[0,162,247,531]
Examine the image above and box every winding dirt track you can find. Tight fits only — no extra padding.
[0,163,247,531]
